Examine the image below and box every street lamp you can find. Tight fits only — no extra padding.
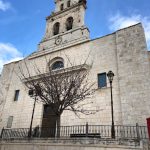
[28,89,37,138]
[28,84,41,138]
[107,71,115,139]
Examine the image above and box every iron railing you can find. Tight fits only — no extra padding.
[0,124,149,140]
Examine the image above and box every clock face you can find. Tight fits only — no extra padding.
[55,36,62,45]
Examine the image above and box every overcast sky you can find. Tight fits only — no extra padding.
[0,0,150,71]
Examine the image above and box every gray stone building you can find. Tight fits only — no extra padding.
[0,0,150,130]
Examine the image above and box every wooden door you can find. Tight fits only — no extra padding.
[41,105,57,137]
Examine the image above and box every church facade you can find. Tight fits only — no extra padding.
[0,0,150,129]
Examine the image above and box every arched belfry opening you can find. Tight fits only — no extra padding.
[60,3,64,11]
[53,22,60,35]
[66,17,73,31]
[67,0,71,7]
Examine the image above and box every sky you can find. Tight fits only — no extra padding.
[0,0,150,72]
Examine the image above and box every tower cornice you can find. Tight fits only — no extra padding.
[46,1,86,21]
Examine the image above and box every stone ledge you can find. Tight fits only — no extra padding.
[0,138,141,147]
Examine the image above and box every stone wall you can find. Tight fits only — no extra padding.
[0,29,122,128]
[116,23,150,125]
[0,23,150,129]
[0,139,145,150]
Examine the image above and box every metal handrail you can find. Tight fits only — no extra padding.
[0,124,149,140]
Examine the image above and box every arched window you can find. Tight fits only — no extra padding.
[52,61,64,70]
[66,17,73,31]
[67,0,71,7]
[53,22,60,35]
[79,0,87,5]
[60,3,64,11]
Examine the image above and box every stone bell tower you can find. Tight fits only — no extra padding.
[38,0,89,52]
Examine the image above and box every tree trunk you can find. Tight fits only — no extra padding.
[55,115,61,138]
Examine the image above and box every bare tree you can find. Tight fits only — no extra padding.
[17,57,96,137]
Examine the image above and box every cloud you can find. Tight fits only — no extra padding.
[0,43,23,72]
[0,0,11,11]
[108,13,150,49]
